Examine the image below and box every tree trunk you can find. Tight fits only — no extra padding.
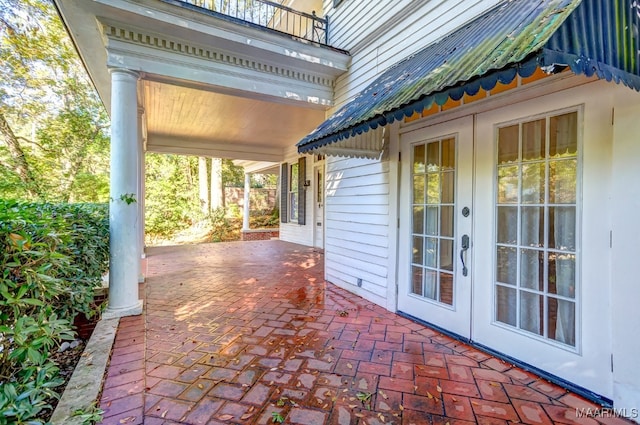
[210,157,224,210]
[0,111,40,198]
[198,156,209,213]
[58,147,89,203]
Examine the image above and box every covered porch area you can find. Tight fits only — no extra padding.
[97,240,616,425]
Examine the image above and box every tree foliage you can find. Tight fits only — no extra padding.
[0,0,274,242]
[0,201,109,424]
[145,154,202,239]
[145,154,254,239]
[0,0,109,202]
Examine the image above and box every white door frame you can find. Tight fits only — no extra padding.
[472,91,612,398]
[397,116,474,338]
[313,159,325,249]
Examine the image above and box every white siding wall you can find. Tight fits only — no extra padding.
[611,85,640,415]
[318,1,499,310]
[279,147,314,246]
[324,156,390,307]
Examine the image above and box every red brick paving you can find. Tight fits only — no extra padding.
[97,241,632,425]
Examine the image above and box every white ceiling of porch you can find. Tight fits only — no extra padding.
[144,81,325,160]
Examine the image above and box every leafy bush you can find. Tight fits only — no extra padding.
[251,212,279,228]
[205,211,279,243]
[0,200,109,424]
[208,207,232,243]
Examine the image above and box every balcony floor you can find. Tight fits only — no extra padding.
[98,240,626,425]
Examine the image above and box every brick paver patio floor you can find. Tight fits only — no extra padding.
[98,240,629,425]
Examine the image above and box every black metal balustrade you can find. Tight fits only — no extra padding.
[174,0,328,45]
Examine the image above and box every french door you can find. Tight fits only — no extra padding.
[398,102,611,398]
[398,117,474,338]
[472,105,611,397]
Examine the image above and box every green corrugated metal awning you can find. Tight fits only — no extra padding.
[298,0,640,157]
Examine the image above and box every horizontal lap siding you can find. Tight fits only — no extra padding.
[325,0,500,105]
[323,0,412,50]
[324,156,390,307]
[327,219,387,237]
[279,222,311,246]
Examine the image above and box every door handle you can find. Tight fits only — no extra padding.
[460,234,469,277]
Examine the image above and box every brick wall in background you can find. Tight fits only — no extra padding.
[225,188,276,211]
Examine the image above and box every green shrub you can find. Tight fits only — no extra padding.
[226,203,242,218]
[0,200,109,424]
[208,207,232,242]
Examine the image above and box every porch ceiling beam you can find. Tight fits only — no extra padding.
[233,160,280,174]
[147,145,284,162]
[146,134,285,162]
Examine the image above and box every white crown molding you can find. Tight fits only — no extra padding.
[102,23,337,87]
[102,22,343,108]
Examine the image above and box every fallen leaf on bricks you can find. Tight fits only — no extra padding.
[218,414,234,421]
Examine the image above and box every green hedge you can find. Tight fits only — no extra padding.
[0,200,109,424]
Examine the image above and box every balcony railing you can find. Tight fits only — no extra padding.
[174,0,328,45]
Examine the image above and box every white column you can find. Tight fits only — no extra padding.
[104,68,143,318]
[137,108,146,282]
[243,172,251,231]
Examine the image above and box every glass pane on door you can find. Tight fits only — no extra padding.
[494,112,578,347]
[411,138,456,305]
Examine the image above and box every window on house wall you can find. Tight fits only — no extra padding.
[280,157,306,225]
[494,110,579,347]
[290,163,299,222]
